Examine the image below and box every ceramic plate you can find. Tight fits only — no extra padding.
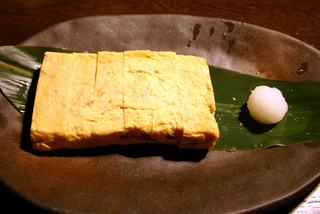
[1,15,320,213]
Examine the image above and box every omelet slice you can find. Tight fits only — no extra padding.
[30,52,70,151]
[123,51,183,144]
[91,52,126,144]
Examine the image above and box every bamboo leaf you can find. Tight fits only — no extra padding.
[0,46,319,150]
[210,66,320,150]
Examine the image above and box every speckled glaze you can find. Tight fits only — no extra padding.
[1,15,320,213]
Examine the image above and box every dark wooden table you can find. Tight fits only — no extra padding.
[1,0,320,213]
[1,0,320,50]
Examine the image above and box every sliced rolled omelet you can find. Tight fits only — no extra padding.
[30,50,219,151]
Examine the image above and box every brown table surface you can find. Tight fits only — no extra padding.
[1,0,320,213]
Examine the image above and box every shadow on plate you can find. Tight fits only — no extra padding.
[20,70,208,162]
[238,103,277,134]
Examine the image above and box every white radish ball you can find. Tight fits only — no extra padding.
[247,86,288,125]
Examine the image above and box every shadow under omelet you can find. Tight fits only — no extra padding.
[20,69,39,153]
[22,142,208,162]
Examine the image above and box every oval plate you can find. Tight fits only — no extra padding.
[1,15,320,213]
